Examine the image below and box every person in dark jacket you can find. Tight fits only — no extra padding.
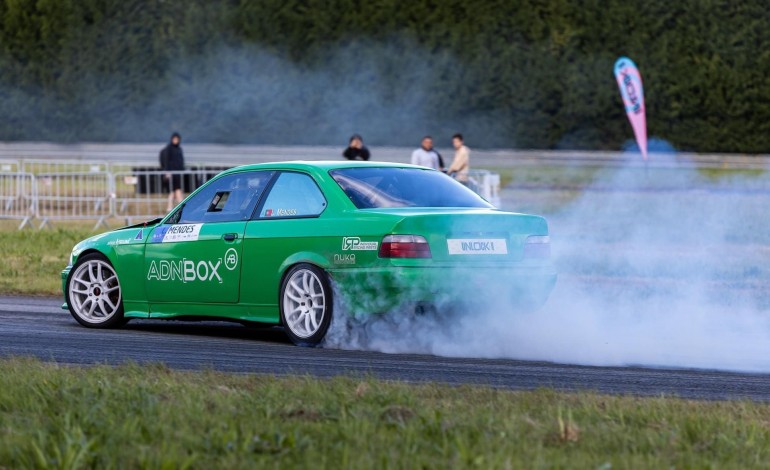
[159,132,185,211]
[342,134,370,161]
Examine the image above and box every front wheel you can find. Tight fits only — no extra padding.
[66,253,125,328]
[280,264,333,346]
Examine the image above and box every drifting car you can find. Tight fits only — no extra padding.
[62,161,555,345]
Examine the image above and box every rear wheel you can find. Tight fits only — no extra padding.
[414,301,438,316]
[66,253,125,328]
[280,264,333,346]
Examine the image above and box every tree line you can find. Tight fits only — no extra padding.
[0,0,767,152]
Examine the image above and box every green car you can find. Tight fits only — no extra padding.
[62,161,555,346]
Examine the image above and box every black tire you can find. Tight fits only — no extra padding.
[279,263,333,346]
[65,252,126,328]
[414,302,438,316]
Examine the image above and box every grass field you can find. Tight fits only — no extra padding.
[0,224,94,295]
[2,357,770,469]
[492,164,769,192]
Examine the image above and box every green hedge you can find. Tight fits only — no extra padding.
[0,0,768,152]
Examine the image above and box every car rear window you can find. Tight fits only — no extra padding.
[330,167,492,209]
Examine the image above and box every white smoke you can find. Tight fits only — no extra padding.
[324,152,770,373]
[20,39,512,147]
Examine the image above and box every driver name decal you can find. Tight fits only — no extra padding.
[265,208,297,217]
[151,224,202,243]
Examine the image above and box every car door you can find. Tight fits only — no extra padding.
[145,170,274,304]
[240,171,329,308]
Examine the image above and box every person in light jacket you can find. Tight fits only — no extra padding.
[446,133,470,184]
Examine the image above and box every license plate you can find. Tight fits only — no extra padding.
[447,238,508,255]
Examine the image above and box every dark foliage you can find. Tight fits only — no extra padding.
[0,0,768,151]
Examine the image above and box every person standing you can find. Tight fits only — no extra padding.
[410,135,444,171]
[447,133,470,184]
[342,134,371,161]
[159,132,185,211]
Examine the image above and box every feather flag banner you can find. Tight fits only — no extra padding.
[614,57,648,160]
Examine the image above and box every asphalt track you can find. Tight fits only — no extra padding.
[2,295,770,401]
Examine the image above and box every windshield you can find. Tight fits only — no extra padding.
[330,167,493,209]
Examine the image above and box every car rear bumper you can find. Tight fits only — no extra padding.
[330,265,557,313]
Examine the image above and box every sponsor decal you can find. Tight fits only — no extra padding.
[224,248,238,271]
[107,239,132,246]
[146,248,239,283]
[135,229,143,240]
[447,238,508,255]
[163,224,202,243]
[333,253,356,265]
[151,226,169,243]
[151,224,202,243]
[265,208,297,217]
[342,237,378,251]
[147,258,223,283]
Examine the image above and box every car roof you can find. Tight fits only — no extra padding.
[218,160,427,175]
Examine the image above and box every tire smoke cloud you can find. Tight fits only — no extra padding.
[3,41,510,147]
[325,153,770,373]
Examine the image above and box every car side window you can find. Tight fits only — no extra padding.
[259,172,326,218]
[172,171,274,224]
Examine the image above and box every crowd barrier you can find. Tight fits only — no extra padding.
[35,171,112,229]
[0,170,35,229]
[0,162,502,229]
[466,170,500,207]
[112,169,223,225]
[21,159,110,175]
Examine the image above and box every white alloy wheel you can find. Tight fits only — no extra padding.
[280,264,332,345]
[67,254,123,327]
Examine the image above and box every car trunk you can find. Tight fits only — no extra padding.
[370,208,550,265]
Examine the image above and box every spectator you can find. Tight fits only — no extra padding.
[159,132,185,211]
[447,133,470,184]
[410,135,444,171]
[342,134,371,161]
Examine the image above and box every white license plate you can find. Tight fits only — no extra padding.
[447,238,508,255]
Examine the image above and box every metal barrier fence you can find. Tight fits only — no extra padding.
[467,170,501,207]
[0,162,502,229]
[0,171,35,229]
[0,159,20,173]
[112,169,221,225]
[0,165,230,229]
[21,159,110,175]
[35,171,112,229]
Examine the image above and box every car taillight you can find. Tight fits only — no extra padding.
[379,235,432,258]
[523,235,550,259]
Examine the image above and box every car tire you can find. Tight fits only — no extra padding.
[65,252,126,328]
[414,301,437,316]
[280,263,333,346]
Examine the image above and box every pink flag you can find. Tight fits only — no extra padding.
[614,57,648,160]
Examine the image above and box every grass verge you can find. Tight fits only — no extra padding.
[1,357,770,468]
[0,225,96,296]
[492,164,770,191]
